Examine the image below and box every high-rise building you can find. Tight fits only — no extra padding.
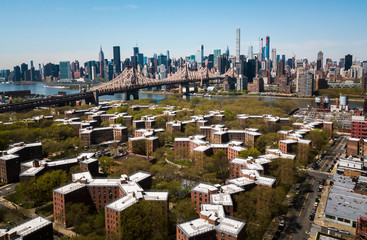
[282,55,286,65]
[200,45,204,67]
[248,45,253,60]
[133,47,139,57]
[298,70,314,97]
[195,49,202,66]
[271,49,276,71]
[113,46,121,74]
[225,46,229,57]
[236,28,240,63]
[99,46,105,78]
[59,61,71,80]
[213,49,221,67]
[345,54,353,71]
[317,51,323,70]
[13,66,21,82]
[259,38,263,61]
[217,55,229,74]
[265,36,270,60]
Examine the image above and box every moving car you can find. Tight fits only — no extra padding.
[339,229,350,235]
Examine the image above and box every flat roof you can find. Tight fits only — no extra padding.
[192,183,217,194]
[177,218,215,238]
[54,182,85,195]
[143,191,169,201]
[325,187,367,221]
[4,216,51,237]
[216,217,246,237]
[106,194,138,212]
[210,193,233,206]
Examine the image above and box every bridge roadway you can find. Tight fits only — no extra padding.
[0,66,239,113]
[0,91,98,113]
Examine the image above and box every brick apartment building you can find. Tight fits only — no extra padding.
[19,153,98,181]
[0,142,42,184]
[79,124,128,147]
[177,204,246,240]
[53,171,168,238]
[0,216,53,240]
[128,136,160,156]
[351,116,367,139]
[199,125,261,147]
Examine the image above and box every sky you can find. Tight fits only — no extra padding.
[1,0,367,69]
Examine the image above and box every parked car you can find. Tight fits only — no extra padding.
[279,220,285,228]
[339,229,350,235]
[309,214,315,221]
[328,227,338,232]
[314,202,318,207]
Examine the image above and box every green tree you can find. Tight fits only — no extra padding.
[184,122,198,136]
[207,150,228,182]
[112,157,152,176]
[238,148,261,158]
[115,117,126,125]
[255,133,279,153]
[99,156,116,174]
[305,129,327,149]
[131,139,147,155]
[120,200,168,240]
[174,199,197,223]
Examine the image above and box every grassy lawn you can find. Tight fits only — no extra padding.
[36,203,54,217]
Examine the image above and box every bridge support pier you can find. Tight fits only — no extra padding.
[179,84,190,95]
[124,90,139,101]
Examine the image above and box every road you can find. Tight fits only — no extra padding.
[278,135,347,240]
[0,183,17,197]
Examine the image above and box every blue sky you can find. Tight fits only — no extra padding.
[1,0,367,69]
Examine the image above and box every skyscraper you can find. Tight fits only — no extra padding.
[265,36,270,60]
[317,51,323,70]
[259,38,263,61]
[213,49,221,67]
[271,48,276,71]
[200,45,204,67]
[99,46,105,78]
[59,61,71,80]
[113,46,121,74]
[225,46,229,57]
[236,28,240,63]
[345,54,353,71]
[248,45,253,60]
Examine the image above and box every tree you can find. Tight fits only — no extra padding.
[238,148,261,158]
[112,157,152,176]
[305,129,327,149]
[120,200,168,240]
[99,156,116,174]
[115,117,126,125]
[131,139,147,155]
[255,133,279,153]
[184,122,198,136]
[174,199,197,223]
[207,150,228,182]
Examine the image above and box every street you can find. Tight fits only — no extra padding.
[278,135,347,240]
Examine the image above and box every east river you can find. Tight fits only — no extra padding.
[0,83,364,109]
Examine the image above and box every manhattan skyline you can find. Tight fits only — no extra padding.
[1,0,367,69]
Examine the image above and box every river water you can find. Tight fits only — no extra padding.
[0,83,363,108]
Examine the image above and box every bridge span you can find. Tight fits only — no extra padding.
[0,66,238,113]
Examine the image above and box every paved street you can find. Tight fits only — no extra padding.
[278,135,347,240]
[0,183,17,197]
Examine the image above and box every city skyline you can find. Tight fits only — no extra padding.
[1,0,367,69]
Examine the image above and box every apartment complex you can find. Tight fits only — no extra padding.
[79,124,128,147]
[19,152,98,181]
[53,171,168,238]
[0,142,42,183]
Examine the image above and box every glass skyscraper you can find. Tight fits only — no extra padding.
[213,49,221,67]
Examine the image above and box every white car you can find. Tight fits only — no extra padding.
[314,202,318,207]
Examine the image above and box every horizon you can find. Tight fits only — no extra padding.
[1,0,367,69]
